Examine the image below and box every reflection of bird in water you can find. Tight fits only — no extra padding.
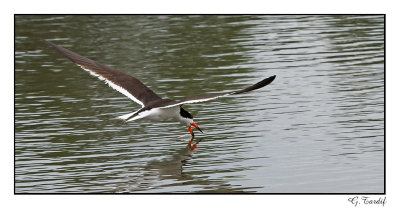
[114,146,195,192]
[114,146,249,193]
[46,41,276,149]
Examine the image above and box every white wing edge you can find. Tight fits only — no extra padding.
[78,64,145,107]
[158,93,232,109]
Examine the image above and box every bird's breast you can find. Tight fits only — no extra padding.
[145,106,180,121]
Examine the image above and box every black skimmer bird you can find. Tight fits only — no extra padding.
[45,40,276,150]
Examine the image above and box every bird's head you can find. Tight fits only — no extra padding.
[179,106,203,134]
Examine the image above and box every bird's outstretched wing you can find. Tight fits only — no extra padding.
[45,40,162,107]
[159,75,276,109]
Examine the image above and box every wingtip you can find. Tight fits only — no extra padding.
[270,75,276,82]
[44,40,58,50]
[43,39,52,46]
[263,75,276,85]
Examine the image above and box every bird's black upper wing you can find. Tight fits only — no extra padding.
[159,75,276,108]
[45,40,162,107]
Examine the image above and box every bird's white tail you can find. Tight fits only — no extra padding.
[117,111,138,121]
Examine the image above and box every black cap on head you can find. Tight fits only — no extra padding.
[180,107,193,119]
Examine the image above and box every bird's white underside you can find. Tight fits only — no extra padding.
[118,106,188,124]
